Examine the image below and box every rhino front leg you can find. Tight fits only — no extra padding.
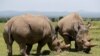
[19,44,28,56]
[75,41,83,51]
[37,39,47,55]
[75,41,78,51]
[63,35,71,50]
[26,44,33,55]
[37,43,46,55]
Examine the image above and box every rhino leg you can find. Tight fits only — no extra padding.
[19,44,28,56]
[6,40,14,56]
[75,41,78,51]
[75,42,83,51]
[63,35,71,50]
[37,42,46,55]
[37,38,48,55]
[26,44,33,55]
[3,32,14,56]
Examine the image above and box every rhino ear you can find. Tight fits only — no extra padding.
[74,23,80,32]
[87,21,92,29]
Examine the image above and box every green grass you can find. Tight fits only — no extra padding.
[0,21,100,56]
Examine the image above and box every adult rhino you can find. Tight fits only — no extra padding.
[3,14,65,56]
[55,13,96,53]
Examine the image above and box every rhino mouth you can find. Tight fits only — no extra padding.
[83,48,91,53]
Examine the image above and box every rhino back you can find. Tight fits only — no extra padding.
[23,15,52,37]
[58,13,84,35]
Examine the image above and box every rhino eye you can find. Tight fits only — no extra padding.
[78,31,84,35]
[84,30,88,33]
[57,42,60,46]
[88,39,93,42]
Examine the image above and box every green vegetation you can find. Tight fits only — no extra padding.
[0,21,100,56]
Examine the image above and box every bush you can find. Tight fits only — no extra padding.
[0,17,10,22]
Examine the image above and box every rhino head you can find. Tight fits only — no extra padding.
[47,33,70,53]
[47,32,62,53]
[75,22,96,53]
[82,39,96,53]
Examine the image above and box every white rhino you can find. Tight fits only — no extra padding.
[55,12,96,53]
[3,14,63,56]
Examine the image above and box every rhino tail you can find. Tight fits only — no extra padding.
[8,28,12,44]
[7,23,13,44]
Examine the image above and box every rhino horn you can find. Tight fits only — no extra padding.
[89,44,97,47]
[61,44,70,49]
[65,44,70,48]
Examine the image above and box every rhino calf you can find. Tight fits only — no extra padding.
[55,12,96,53]
[3,14,62,56]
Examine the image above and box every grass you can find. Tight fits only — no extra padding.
[0,21,100,56]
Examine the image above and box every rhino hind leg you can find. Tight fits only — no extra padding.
[26,44,33,55]
[3,32,14,56]
[6,40,14,56]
